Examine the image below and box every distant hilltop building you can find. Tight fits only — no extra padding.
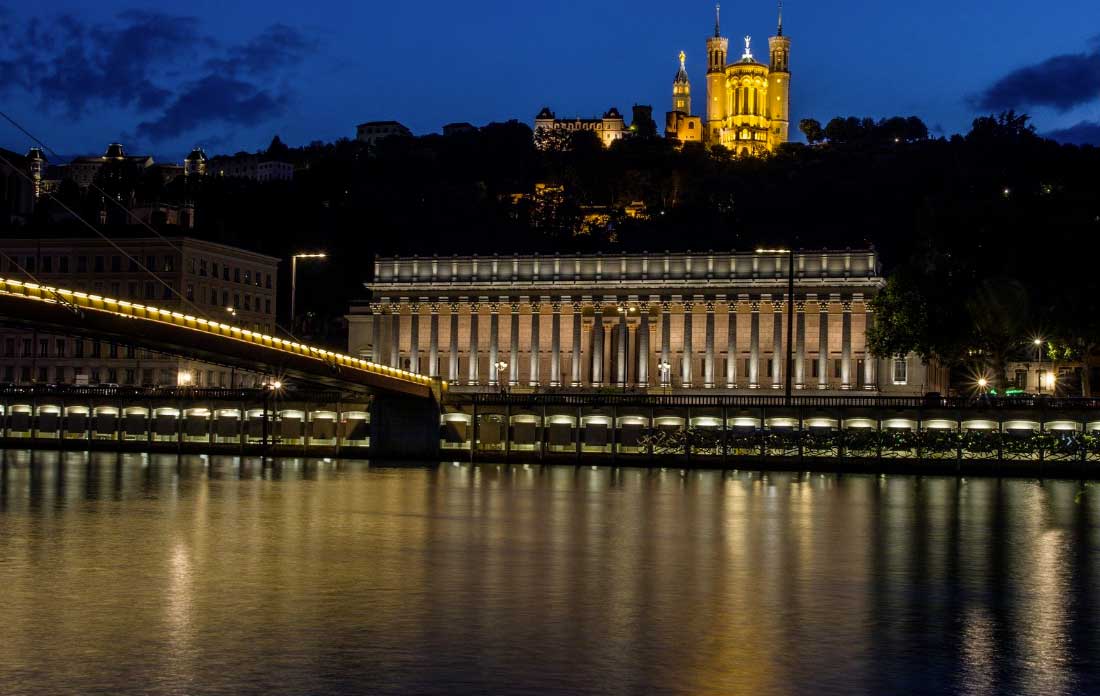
[208,154,293,182]
[356,121,412,148]
[533,107,631,148]
[442,122,477,136]
[666,2,791,154]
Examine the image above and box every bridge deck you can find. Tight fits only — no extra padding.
[0,277,437,399]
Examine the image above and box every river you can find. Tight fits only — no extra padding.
[0,449,1098,695]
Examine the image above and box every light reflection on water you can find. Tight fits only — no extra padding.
[0,450,1098,695]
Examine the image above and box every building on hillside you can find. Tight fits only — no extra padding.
[0,237,279,387]
[184,147,207,177]
[442,122,477,136]
[666,4,791,154]
[63,143,155,188]
[706,3,790,154]
[209,155,293,182]
[534,107,630,148]
[348,250,945,395]
[356,121,413,148]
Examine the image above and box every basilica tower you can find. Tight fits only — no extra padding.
[705,3,729,143]
[767,1,791,148]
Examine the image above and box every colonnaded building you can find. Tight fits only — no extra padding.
[348,250,945,396]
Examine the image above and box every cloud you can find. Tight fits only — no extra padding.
[974,45,1100,112]
[1046,120,1100,146]
[0,10,315,142]
[136,74,286,141]
[206,23,317,76]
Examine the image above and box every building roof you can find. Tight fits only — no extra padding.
[356,120,409,129]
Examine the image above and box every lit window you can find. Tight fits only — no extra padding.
[893,357,908,385]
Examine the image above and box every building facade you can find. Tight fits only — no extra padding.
[209,155,293,182]
[0,237,279,387]
[666,4,790,154]
[356,121,413,148]
[349,251,943,395]
[534,107,629,148]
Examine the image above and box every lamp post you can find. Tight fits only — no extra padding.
[494,361,508,393]
[1033,338,1044,395]
[658,360,671,394]
[756,248,796,405]
[290,252,327,331]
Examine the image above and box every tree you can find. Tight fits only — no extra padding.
[798,118,824,144]
[266,135,291,159]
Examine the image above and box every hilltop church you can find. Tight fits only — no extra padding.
[666,3,791,155]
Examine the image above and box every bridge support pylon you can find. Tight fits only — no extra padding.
[369,393,441,462]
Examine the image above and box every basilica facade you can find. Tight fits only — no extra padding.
[667,4,791,155]
[348,250,944,396]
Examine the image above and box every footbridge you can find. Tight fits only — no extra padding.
[0,277,442,458]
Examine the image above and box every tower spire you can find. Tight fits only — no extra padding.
[777,0,783,36]
[715,3,721,38]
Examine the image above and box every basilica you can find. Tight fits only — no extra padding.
[667,4,791,155]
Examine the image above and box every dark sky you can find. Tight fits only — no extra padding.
[1,0,1098,159]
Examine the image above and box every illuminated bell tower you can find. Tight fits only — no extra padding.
[705,3,729,143]
[767,0,791,148]
[672,51,691,114]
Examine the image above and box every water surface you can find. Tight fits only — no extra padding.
[1,450,1098,695]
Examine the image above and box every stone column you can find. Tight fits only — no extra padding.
[529,300,541,387]
[571,301,583,387]
[841,298,853,390]
[818,299,829,389]
[772,299,784,389]
[726,300,738,388]
[794,300,806,389]
[409,303,420,374]
[370,303,384,364]
[390,303,401,369]
[637,301,650,388]
[428,302,440,378]
[681,301,694,387]
[660,301,672,387]
[489,302,501,386]
[550,301,562,387]
[704,301,715,388]
[863,304,876,390]
[591,300,604,387]
[749,300,761,388]
[616,301,628,387]
[509,301,520,386]
[468,302,480,385]
[448,302,460,383]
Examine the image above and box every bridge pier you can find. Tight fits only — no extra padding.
[369,394,441,462]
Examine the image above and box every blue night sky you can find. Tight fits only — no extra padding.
[1,0,1098,159]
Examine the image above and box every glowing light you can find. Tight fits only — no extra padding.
[177,370,194,386]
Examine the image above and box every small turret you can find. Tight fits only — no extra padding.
[104,143,125,159]
[26,147,47,199]
[184,146,207,177]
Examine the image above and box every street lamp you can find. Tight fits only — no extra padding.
[658,359,671,392]
[494,360,508,393]
[291,252,327,331]
[756,247,795,404]
[1033,338,1044,395]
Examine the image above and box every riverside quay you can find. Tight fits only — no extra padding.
[348,250,949,395]
[2,386,1100,477]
